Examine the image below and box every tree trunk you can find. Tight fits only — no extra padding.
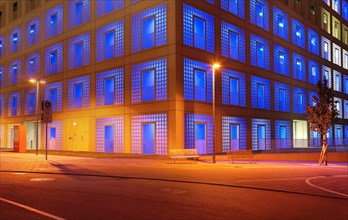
[319,134,328,166]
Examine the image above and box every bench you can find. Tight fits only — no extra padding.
[169,149,200,164]
[226,150,253,163]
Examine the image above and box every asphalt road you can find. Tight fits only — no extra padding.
[0,153,347,220]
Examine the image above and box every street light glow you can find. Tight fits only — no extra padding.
[213,63,221,69]
[29,78,46,84]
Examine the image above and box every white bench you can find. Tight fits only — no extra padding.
[226,150,253,163]
[169,149,200,164]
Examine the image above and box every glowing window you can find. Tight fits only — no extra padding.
[193,17,206,50]
[75,2,83,26]
[104,77,115,105]
[278,52,285,74]
[229,31,238,59]
[256,42,264,68]
[13,33,18,51]
[104,31,115,59]
[229,77,239,105]
[194,69,206,101]
[256,1,263,27]
[28,93,35,115]
[49,51,57,74]
[11,97,17,116]
[11,65,17,84]
[229,0,238,14]
[142,69,155,101]
[50,14,57,36]
[30,24,35,44]
[49,89,57,111]
[75,42,83,67]
[142,16,155,49]
[257,83,265,108]
[73,83,83,109]
[29,58,35,77]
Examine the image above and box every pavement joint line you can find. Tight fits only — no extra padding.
[1,169,347,201]
[0,197,66,220]
[305,175,348,198]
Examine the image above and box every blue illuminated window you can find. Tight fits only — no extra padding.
[105,0,115,14]
[183,4,214,53]
[49,51,57,74]
[345,101,348,118]
[332,0,340,13]
[293,87,306,114]
[132,58,167,103]
[308,60,320,85]
[49,89,57,111]
[194,69,206,101]
[251,76,270,109]
[222,69,246,106]
[30,24,35,44]
[97,0,124,17]
[322,66,331,87]
[324,42,329,59]
[142,69,155,102]
[73,83,83,109]
[257,83,265,108]
[0,40,3,56]
[104,77,115,105]
[29,58,35,77]
[229,77,239,105]
[221,21,245,62]
[11,97,17,116]
[29,93,35,115]
[221,0,245,18]
[142,16,155,49]
[292,53,305,81]
[228,31,238,59]
[344,75,348,94]
[13,33,18,51]
[309,91,318,107]
[104,31,115,59]
[75,42,82,67]
[252,119,271,150]
[274,82,290,112]
[334,71,341,92]
[256,1,263,27]
[343,0,348,21]
[273,7,288,40]
[11,65,17,84]
[132,4,166,53]
[250,34,269,70]
[257,42,264,68]
[0,69,2,87]
[275,121,291,149]
[50,14,57,36]
[278,52,285,74]
[308,29,319,55]
[292,19,304,48]
[194,17,206,50]
[75,2,82,26]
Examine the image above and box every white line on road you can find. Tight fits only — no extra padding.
[0,197,66,220]
[305,175,348,198]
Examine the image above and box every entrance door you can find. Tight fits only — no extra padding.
[230,124,239,150]
[49,127,56,150]
[257,125,266,150]
[195,123,206,154]
[142,123,155,154]
[104,125,114,153]
[280,126,286,148]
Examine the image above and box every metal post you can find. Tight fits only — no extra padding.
[212,68,216,163]
[35,81,39,155]
[45,122,48,160]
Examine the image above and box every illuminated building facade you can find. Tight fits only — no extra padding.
[0,0,347,155]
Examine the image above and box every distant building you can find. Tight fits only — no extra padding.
[0,0,347,154]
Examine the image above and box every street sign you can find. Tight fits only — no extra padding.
[42,100,52,112]
[41,111,52,123]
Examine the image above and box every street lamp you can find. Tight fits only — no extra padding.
[212,63,221,163]
[29,79,46,155]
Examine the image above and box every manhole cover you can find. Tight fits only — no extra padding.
[30,178,55,182]
[160,188,188,195]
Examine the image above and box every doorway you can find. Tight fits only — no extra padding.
[104,125,114,153]
[142,123,155,154]
[257,125,266,150]
[230,124,240,150]
[195,123,207,154]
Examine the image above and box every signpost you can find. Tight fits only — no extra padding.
[41,100,52,160]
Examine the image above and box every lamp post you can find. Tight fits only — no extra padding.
[29,79,46,155]
[212,63,221,163]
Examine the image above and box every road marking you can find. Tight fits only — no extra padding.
[305,175,348,198]
[0,197,65,220]
[30,178,55,182]
[160,188,188,195]
[237,177,307,182]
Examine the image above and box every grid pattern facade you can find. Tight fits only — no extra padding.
[221,20,246,62]
[273,6,289,40]
[96,117,124,153]
[183,4,214,53]
[44,82,63,112]
[184,58,212,102]
[44,42,63,75]
[96,68,124,106]
[250,0,269,30]
[9,27,21,53]
[250,34,270,70]
[221,68,246,106]
[184,114,213,153]
[131,3,167,53]
[67,76,90,110]
[68,0,90,29]
[221,0,245,18]
[292,52,306,81]
[251,76,271,110]
[274,120,292,149]
[292,18,305,48]
[274,82,290,112]
[67,33,91,70]
[25,17,40,46]
[131,114,167,155]
[131,58,167,103]
[221,116,247,152]
[96,20,124,62]
[251,119,271,150]
[273,44,290,76]
[293,87,307,114]
[45,4,64,39]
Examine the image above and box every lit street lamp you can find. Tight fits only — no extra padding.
[212,63,221,163]
[29,79,46,155]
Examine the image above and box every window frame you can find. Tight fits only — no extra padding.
[257,83,265,109]
[141,15,156,50]
[229,76,239,105]
[73,83,83,109]
[141,68,156,102]
[103,76,115,106]
[193,68,207,102]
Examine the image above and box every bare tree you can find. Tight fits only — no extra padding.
[306,78,338,165]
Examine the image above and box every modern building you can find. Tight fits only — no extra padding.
[0,0,347,155]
